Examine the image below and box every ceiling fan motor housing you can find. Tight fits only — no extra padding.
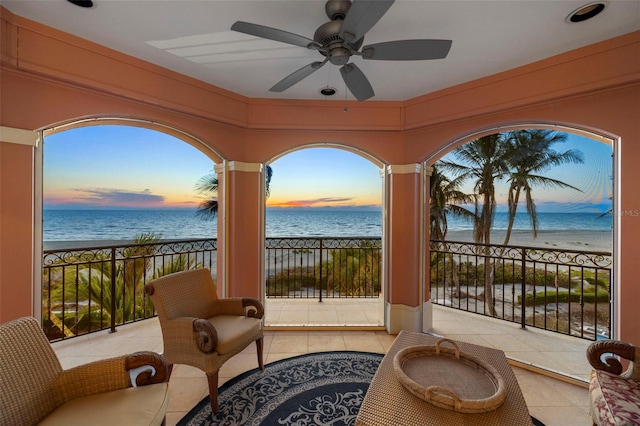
[315,2,363,66]
[325,0,351,20]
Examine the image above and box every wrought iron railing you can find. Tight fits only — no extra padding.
[429,240,612,341]
[265,237,382,300]
[42,239,217,341]
[42,236,611,342]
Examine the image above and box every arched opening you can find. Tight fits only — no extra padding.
[263,144,386,328]
[424,123,615,377]
[38,119,223,338]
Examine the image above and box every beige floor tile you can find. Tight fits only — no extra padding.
[343,332,386,353]
[278,310,309,323]
[529,406,591,425]
[219,353,261,379]
[337,310,369,323]
[433,333,496,349]
[516,373,579,407]
[166,377,208,412]
[51,304,599,426]
[269,333,309,353]
[171,364,203,378]
[309,309,339,323]
[265,352,307,364]
[307,333,347,352]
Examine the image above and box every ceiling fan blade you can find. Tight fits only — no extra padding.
[340,63,375,101]
[231,21,321,49]
[362,39,452,60]
[340,0,395,43]
[270,61,327,92]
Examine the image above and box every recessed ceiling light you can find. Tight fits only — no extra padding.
[320,87,337,96]
[567,2,607,23]
[67,0,94,8]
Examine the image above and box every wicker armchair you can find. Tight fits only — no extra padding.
[145,268,264,413]
[586,339,640,425]
[0,316,169,426]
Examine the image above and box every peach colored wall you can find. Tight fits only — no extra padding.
[0,142,34,322]
[225,166,264,299]
[1,8,638,344]
[386,169,422,306]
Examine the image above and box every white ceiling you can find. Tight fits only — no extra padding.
[3,0,639,102]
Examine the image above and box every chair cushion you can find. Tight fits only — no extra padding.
[39,383,168,426]
[590,369,640,426]
[209,315,262,355]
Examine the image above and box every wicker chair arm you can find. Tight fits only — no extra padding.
[55,356,133,403]
[125,351,169,386]
[212,298,247,316]
[193,319,218,354]
[212,297,264,319]
[587,340,637,377]
[243,297,264,319]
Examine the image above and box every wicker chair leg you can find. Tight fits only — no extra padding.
[207,371,219,413]
[257,338,264,371]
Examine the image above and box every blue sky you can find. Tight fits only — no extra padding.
[43,125,612,213]
[441,133,613,213]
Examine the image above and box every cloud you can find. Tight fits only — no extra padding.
[270,197,354,207]
[71,188,166,206]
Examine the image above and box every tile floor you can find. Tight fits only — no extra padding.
[52,304,593,425]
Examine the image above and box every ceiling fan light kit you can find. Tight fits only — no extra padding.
[231,0,452,102]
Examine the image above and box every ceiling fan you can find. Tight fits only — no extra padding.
[231,0,452,101]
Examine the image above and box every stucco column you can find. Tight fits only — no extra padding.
[385,163,423,333]
[0,127,38,323]
[223,161,265,300]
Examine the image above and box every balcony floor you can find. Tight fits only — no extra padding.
[52,302,592,426]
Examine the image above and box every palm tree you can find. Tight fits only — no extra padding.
[429,162,475,240]
[429,162,476,298]
[46,233,198,336]
[501,129,584,246]
[195,165,273,219]
[439,134,509,316]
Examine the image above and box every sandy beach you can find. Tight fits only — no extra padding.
[444,229,612,253]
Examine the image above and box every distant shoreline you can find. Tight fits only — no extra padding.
[444,229,612,253]
[43,229,612,253]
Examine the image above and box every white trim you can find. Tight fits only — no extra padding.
[387,164,421,175]
[380,165,389,329]
[613,136,621,340]
[258,164,266,308]
[33,131,44,321]
[419,162,426,330]
[423,165,434,176]
[385,302,421,334]
[422,300,433,333]
[0,126,39,146]
[214,162,227,297]
[228,161,262,173]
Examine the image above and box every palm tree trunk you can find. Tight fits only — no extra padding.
[481,195,497,317]
[452,256,461,298]
[502,188,521,247]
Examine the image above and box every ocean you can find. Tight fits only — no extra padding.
[42,209,611,243]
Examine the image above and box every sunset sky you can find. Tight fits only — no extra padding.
[43,125,612,213]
